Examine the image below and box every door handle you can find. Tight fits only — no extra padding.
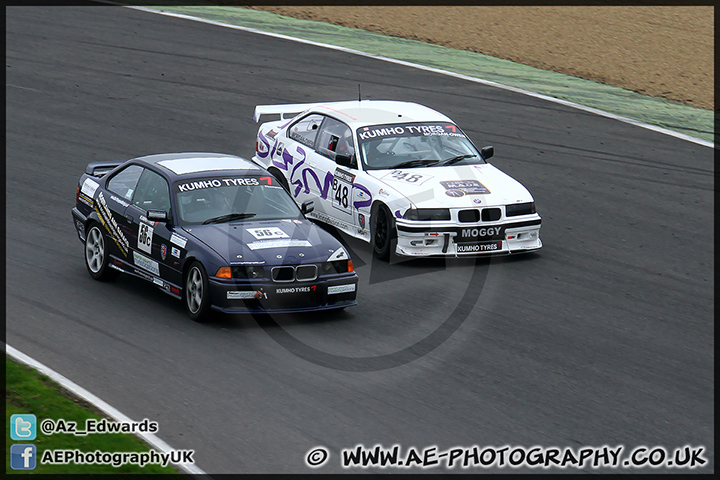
[125,214,134,223]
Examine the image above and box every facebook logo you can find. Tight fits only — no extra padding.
[11,444,37,470]
[10,414,36,440]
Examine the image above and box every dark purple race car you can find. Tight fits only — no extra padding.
[72,152,358,322]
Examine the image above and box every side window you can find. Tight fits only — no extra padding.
[107,164,144,201]
[288,114,324,147]
[132,168,171,212]
[316,117,354,162]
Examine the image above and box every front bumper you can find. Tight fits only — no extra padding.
[208,273,358,314]
[394,217,542,257]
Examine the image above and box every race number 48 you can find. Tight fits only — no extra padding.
[333,177,351,212]
[390,171,423,183]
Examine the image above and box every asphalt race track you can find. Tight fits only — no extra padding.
[5,6,714,474]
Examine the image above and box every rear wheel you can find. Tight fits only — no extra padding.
[84,223,119,281]
[372,204,396,261]
[185,261,212,322]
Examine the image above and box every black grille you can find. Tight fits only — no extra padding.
[295,265,318,281]
[482,208,502,221]
[458,209,480,223]
[271,266,295,282]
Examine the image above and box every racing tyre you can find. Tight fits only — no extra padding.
[372,204,396,261]
[185,261,212,322]
[84,223,119,281]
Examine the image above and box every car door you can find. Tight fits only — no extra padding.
[313,117,365,232]
[102,164,144,260]
[277,113,325,207]
[123,167,179,289]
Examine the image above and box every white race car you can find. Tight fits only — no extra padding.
[252,100,541,259]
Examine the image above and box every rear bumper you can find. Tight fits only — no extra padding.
[71,207,88,242]
[208,274,358,314]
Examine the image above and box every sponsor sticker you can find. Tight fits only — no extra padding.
[171,246,181,258]
[78,193,94,207]
[248,227,289,240]
[160,244,167,260]
[459,226,504,239]
[95,192,129,256]
[328,284,356,295]
[133,251,160,276]
[227,291,259,300]
[81,178,99,198]
[110,195,129,208]
[247,239,312,251]
[170,233,187,248]
[328,248,349,262]
[440,179,490,195]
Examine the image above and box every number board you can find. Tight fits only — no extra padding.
[138,222,154,254]
[381,170,433,185]
[332,169,355,214]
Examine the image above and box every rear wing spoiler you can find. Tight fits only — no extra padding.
[253,103,323,122]
[85,161,123,177]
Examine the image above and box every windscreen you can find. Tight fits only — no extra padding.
[356,122,484,170]
[174,176,302,224]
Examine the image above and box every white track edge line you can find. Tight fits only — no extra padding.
[126,5,713,149]
[5,344,208,476]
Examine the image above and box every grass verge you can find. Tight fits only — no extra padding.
[6,357,177,474]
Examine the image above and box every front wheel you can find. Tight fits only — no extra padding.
[185,261,212,322]
[372,204,396,261]
[84,223,119,281]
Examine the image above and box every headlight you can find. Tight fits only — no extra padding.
[403,208,451,221]
[505,202,536,217]
[321,260,353,274]
[230,265,266,279]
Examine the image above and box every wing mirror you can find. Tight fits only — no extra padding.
[335,153,356,168]
[301,201,314,215]
[147,209,169,222]
[480,146,494,160]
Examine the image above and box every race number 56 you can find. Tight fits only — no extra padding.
[138,223,153,254]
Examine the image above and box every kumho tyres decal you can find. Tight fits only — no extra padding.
[95,192,129,256]
[175,176,263,192]
[357,122,463,140]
